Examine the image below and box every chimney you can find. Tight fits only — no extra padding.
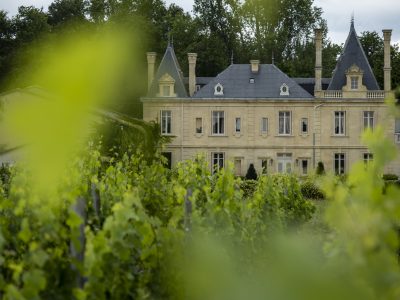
[383,29,392,95]
[314,29,323,95]
[147,52,157,90]
[188,53,197,97]
[250,60,260,73]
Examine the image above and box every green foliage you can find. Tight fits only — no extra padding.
[382,173,399,181]
[316,161,325,175]
[300,180,325,200]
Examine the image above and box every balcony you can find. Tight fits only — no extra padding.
[321,90,385,99]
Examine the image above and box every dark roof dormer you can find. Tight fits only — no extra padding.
[328,20,380,91]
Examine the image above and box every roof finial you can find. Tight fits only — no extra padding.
[167,27,171,47]
[351,12,355,29]
[272,52,275,65]
[231,51,234,65]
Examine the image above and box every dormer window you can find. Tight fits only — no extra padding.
[157,73,176,97]
[344,64,366,92]
[280,83,290,96]
[351,76,358,90]
[249,78,255,84]
[214,83,224,96]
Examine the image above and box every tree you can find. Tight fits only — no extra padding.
[12,6,50,45]
[245,163,258,180]
[359,31,400,90]
[316,161,325,175]
[48,0,89,28]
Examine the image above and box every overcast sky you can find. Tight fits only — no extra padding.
[1,0,399,44]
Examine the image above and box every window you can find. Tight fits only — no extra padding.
[212,152,224,173]
[161,110,172,135]
[279,111,291,135]
[214,83,224,96]
[301,118,308,134]
[334,153,345,175]
[351,76,358,90]
[334,111,346,135]
[363,153,373,165]
[249,78,255,84]
[261,159,268,174]
[196,117,203,134]
[363,111,374,130]
[280,83,290,96]
[161,152,172,169]
[212,111,225,135]
[234,158,242,176]
[235,117,241,133]
[277,153,292,173]
[301,159,308,175]
[261,117,268,134]
[162,85,171,97]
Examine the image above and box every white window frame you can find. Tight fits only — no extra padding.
[334,111,346,136]
[363,111,374,131]
[300,118,308,134]
[211,152,225,173]
[351,76,358,90]
[334,153,345,175]
[278,111,291,135]
[161,110,172,135]
[261,117,268,134]
[235,117,241,133]
[277,153,292,174]
[212,111,225,135]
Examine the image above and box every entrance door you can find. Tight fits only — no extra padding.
[277,153,292,174]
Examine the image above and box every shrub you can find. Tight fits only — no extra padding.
[316,161,325,175]
[245,163,258,180]
[382,174,399,181]
[300,181,325,200]
[240,179,258,198]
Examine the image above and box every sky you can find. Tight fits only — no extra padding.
[1,0,399,45]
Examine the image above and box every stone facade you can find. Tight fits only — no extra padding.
[142,23,400,176]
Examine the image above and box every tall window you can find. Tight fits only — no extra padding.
[261,117,268,134]
[334,153,345,175]
[301,118,308,134]
[196,117,203,134]
[277,153,292,173]
[363,111,374,130]
[235,117,241,133]
[261,159,268,174]
[301,159,308,175]
[162,152,172,169]
[212,152,224,173]
[161,110,172,134]
[351,76,358,90]
[212,111,224,135]
[334,111,346,135]
[279,111,291,135]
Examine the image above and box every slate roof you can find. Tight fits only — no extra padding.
[184,77,214,85]
[193,64,313,99]
[147,45,188,98]
[328,21,380,90]
[293,78,331,96]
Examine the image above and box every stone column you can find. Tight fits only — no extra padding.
[314,29,323,96]
[383,29,392,95]
[147,52,157,90]
[188,53,197,97]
